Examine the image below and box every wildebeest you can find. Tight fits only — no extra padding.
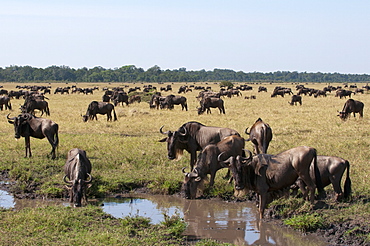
[21,98,50,116]
[7,113,59,159]
[0,95,12,110]
[337,99,364,120]
[112,92,129,106]
[161,95,188,111]
[159,121,240,170]
[335,89,353,99]
[129,95,141,104]
[82,101,117,122]
[63,148,93,207]
[182,135,245,199]
[288,95,302,106]
[245,118,272,155]
[293,155,351,201]
[228,146,322,219]
[198,97,225,115]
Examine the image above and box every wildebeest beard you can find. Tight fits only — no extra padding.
[175,148,184,160]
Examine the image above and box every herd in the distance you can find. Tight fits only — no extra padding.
[0,82,364,214]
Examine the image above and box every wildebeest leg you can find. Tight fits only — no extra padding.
[259,192,268,219]
[330,174,343,201]
[45,132,58,159]
[25,136,31,158]
[299,174,316,203]
[107,112,112,121]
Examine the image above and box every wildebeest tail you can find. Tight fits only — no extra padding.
[313,150,324,193]
[343,160,352,198]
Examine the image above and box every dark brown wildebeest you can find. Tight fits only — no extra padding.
[21,98,50,116]
[288,95,302,106]
[314,90,327,98]
[258,86,267,92]
[159,121,240,170]
[63,148,93,207]
[198,97,225,115]
[227,146,322,219]
[337,99,364,120]
[335,89,353,99]
[293,155,351,201]
[149,94,165,109]
[112,92,129,106]
[129,95,141,104]
[245,118,272,155]
[161,95,188,111]
[0,95,12,110]
[182,135,245,199]
[7,113,59,159]
[82,101,117,122]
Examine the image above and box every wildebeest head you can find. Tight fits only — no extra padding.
[7,113,32,139]
[182,167,202,199]
[159,125,188,160]
[82,114,89,122]
[221,150,253,191]
[337,111,348,120]
[64,173,92,207]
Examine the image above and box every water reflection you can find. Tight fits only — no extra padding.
[0,191,327,246]
[100,194,326,246]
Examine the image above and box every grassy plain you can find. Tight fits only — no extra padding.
[0,81,370,244]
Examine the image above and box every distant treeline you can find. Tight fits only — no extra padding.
[1,65,369,83]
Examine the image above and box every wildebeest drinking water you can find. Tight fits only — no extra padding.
[63,148,93,207]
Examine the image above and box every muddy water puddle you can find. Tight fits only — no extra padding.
[1,191,327,245]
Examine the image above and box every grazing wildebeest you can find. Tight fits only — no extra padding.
[63,148,93,207]
[228,146,322,219]
[182,135,245,199]
[159,121,240,170]
[288,95,302,106]
[258,86,267,92]
[161,95,188,111]
[293,155,351,201]
[335,89,353,99]
[7,113,59,159]
[21,98,50,116]
[0,95,12,110]
[245,118,272,155]
[112,92,129,106]
[150,94,165,109]
[337,99,364,120]
[129,95,141,104]
[82,101,117,122]
[198,97,225,115]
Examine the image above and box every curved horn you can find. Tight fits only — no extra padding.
[188,168,199,178]
[218,152,234,167]
[182,167,187,173]
[85,173,93,184]
[245,127,250,135]
[179,126,187,136]
[159,125,170,135]
[6,113,11,119]
[63,175,73,184]
[243,149,253,160]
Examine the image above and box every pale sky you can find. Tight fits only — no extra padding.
[1,0,369,74]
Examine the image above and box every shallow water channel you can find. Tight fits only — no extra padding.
[1,191,327,245]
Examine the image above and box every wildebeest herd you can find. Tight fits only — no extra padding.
[1,82,364,214]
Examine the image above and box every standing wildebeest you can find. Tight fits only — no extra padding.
[198,97,225,115]
[182,135,245,199]
[245,118,272,155]
[288,95,302,106]
[82,101,117,122]
[21,97,50,116]
[335,89,353,99]
[227,146,322,219]
[63,148,93,207]
[7,113,59,159]
[159,121,240,170]
[112,92,129,106]
[129,95,141,104]
[0,95,12,110]
[337,99,364,120]
[293,155,351,201]
[161,95,188,111]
